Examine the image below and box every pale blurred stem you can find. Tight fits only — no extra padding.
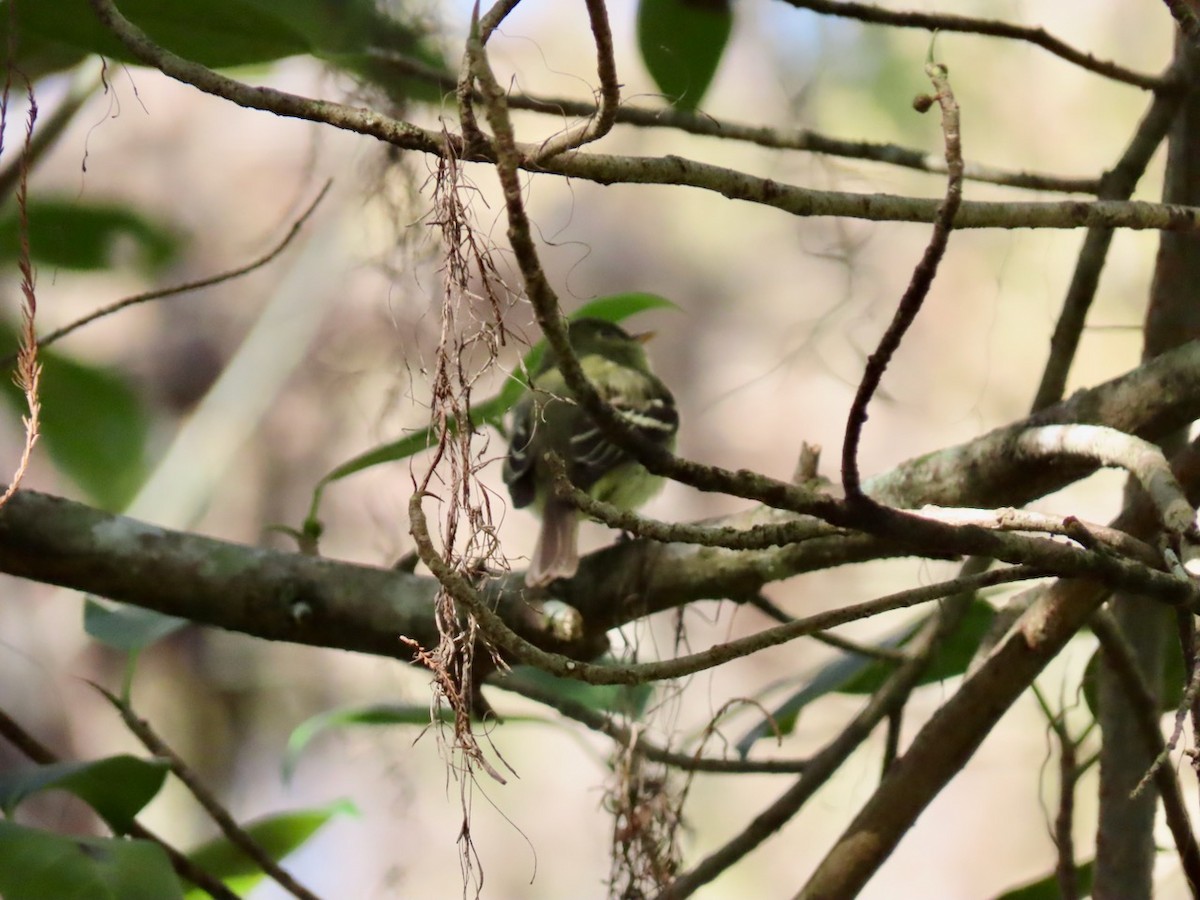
[1095,33,1200,899]
[778,0,1167,90]
[1032,58,1189,411]
[0,181,331,365]
[0,707,239,900]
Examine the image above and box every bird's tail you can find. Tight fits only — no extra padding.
[527,497,580,587]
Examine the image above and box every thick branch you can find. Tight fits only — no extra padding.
[2,340,1200,663]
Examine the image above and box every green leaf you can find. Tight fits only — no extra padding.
[0,821,183,900]
[85,599,187,652]
[2,0,310,69]
[506,665,655,720]
[637,0,733,111]
[183,802,354,898]
[1082,624,1187,719]
[0,756,169,833]
[0,32,88,82]
[305,293,679,529]
[0,0,448,103]
[736,600,997,756]
[0,199,180,274]
[283,705,448,781]
[839,599,996,694]
[283,703,550,780]
[570,291,681,324]
[0,331,150,510]
[238,0,450,104]
[993,860,1093,899]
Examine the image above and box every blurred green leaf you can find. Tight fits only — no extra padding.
[0,821,183,900]
[84,599,187,651]
[0,32,88,82]
[283,705,447,781]
[839,599,995,695]
[993,860,1093,899]
[0,199,180,273]
[283,702,548,780]
[637,0,733,111]
[736,600,996,756]
[305,293,678,528]
[3,0,310,69]
[183,801,354,898]
[0,328,150,510]
[0,756,169,833]
[0,0,448,103]
[506,665,655,719]
[1083,626,1186,719]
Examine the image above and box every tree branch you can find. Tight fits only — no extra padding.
[84,0,1200,235]
[780,0,1169,91]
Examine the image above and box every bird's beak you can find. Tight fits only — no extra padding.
[634,330,656,345]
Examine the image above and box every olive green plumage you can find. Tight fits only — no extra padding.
[503,318,678,586]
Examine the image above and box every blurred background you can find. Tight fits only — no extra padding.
[0,0,1184,897]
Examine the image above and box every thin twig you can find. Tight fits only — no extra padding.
[1013,425,1197,537]
[478,0,524,42]
[550,449,1162,565]
[781,0,1168,91]
[1047,701,1080,900]
[496,674,810,774]
[366,47,1100,193]
[83,1,1200,233]
[0,706,239,900]
[533,0,619,161]
[744,594,906,661]
[842,62,962,499]
[99,688,322,900]
[660,573,981,898]
[0,180,332,366]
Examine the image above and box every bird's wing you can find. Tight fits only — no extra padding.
[502,391,539,508]
[566,357,678,491]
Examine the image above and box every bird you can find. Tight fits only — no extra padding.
[503,318,679,587]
